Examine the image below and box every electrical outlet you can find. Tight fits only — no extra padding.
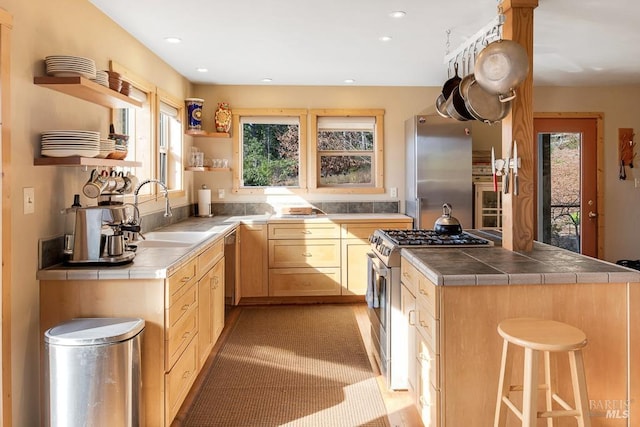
[23,187,35,214]
[218,189,225,199]
[390,187,398,198]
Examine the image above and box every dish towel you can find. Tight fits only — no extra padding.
[366,255,379,309]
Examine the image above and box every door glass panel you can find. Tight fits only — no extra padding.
[538,132,581,253]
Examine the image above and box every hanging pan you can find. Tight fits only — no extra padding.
[474,39,529,101]
[462,76,511,124]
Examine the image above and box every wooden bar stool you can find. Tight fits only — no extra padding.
[494,318,591,427]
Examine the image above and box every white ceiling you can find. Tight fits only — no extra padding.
[89,0,640,87]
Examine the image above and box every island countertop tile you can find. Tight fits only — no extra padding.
[401,242,640,286]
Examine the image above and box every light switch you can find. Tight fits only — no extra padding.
[23,187,35,214]
[218,189,225,199]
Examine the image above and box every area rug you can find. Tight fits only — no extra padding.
[182,304,390,426]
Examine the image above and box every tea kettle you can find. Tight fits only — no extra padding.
[434,203,463,235]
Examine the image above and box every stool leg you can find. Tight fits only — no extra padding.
[494,339,513,427]
[569,349,591,427]
[544,351,553,427]
[522,347,539,427]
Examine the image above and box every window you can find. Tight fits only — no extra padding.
[157,91,184,192]
[310,109,384,193]
[232,109,307,193]
[110,62,184,199]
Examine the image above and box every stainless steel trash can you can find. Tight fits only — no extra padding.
[44,317,145,427]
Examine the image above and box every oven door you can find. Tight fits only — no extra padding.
[367,252,390,376]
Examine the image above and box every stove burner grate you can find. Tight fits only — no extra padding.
[381,229,491,247]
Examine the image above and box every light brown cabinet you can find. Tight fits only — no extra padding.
[268,223,341,296]
[238,223,269,298]
[197,239,224,368]
[40,235,227,427]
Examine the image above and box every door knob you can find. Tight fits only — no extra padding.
[588,211,598,218]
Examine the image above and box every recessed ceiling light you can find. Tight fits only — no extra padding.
[164,37,182,44]
[261,78,273,83]
[196,68,208,73]
[344,79,355,84]
[379,35,392,42]
[389,11,406,18]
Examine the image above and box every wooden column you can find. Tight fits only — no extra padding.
[500,0,537,252]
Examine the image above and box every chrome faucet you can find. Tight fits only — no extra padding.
[124,179,173,241]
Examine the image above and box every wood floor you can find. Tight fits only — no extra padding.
[172,303,423,427]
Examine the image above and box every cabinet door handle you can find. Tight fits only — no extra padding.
[408,309,416,326]
[180,275,194,283]
[182,332,190,340]
[302,252,313,257]
[302,230,312,234]
[181,304,190,311]
[419,352,433,362]
[182,370,192,379]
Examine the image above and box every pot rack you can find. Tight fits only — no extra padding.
[443,14,505,66]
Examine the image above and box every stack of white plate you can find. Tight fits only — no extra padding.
[41,130,100,158]
[91,70,109,87]
[96,138,116,158]
[45,55,97,80]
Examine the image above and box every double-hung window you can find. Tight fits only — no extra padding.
[157,91,184,193]
[310,109,384,193]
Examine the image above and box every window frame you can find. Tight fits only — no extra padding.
[110,61,185,200]
[309,109,385,194]
[232,108,308,194]
[156,89,185,198]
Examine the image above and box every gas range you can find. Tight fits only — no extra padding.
[369,229,492,267]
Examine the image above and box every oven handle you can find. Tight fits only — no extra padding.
[367,252,389,278]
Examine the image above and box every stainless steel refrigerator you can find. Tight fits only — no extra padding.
[404,115,473,230]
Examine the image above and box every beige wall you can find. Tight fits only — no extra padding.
[0,0,192,425]
[2,0,640,425]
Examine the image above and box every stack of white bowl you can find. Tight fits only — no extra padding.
[91,70,109,87]
[97,139,116,158]
[45,55,96,79]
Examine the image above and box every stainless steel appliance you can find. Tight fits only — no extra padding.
[367,228,491,390]
[405,115,473,229]
[67,205,135,265]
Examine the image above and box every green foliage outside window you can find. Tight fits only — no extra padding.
[242,123,299,187]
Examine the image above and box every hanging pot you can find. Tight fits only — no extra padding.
[435,93,450,118]
[461,75,511,124]
[434,203,463,235]
[441,62,462,100]
[474,39,529,100]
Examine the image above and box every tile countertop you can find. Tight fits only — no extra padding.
[401,232,640,286]
[38,213,411,281]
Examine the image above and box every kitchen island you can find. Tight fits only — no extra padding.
[400,237,640,427]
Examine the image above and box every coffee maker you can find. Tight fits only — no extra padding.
[66,205,136,265]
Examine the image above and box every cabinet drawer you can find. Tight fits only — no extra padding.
[165,335,198,423]
[197,238,224,278]
[417,375,440,427]
[166,302,198,368]
[269,239,340,268]
[167,258,197,304]
[416,298,439,355]
[417,275,439,320]
[416,327,440,389]
[269,267,341,296]
[400,257,420,296]
[167,282,197,328]
[268,223,341,239]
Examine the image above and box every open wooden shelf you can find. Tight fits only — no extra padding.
[185,130,231,138]
[185,167,231,172]
[34,156,142,168]
[34,76,143,109]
